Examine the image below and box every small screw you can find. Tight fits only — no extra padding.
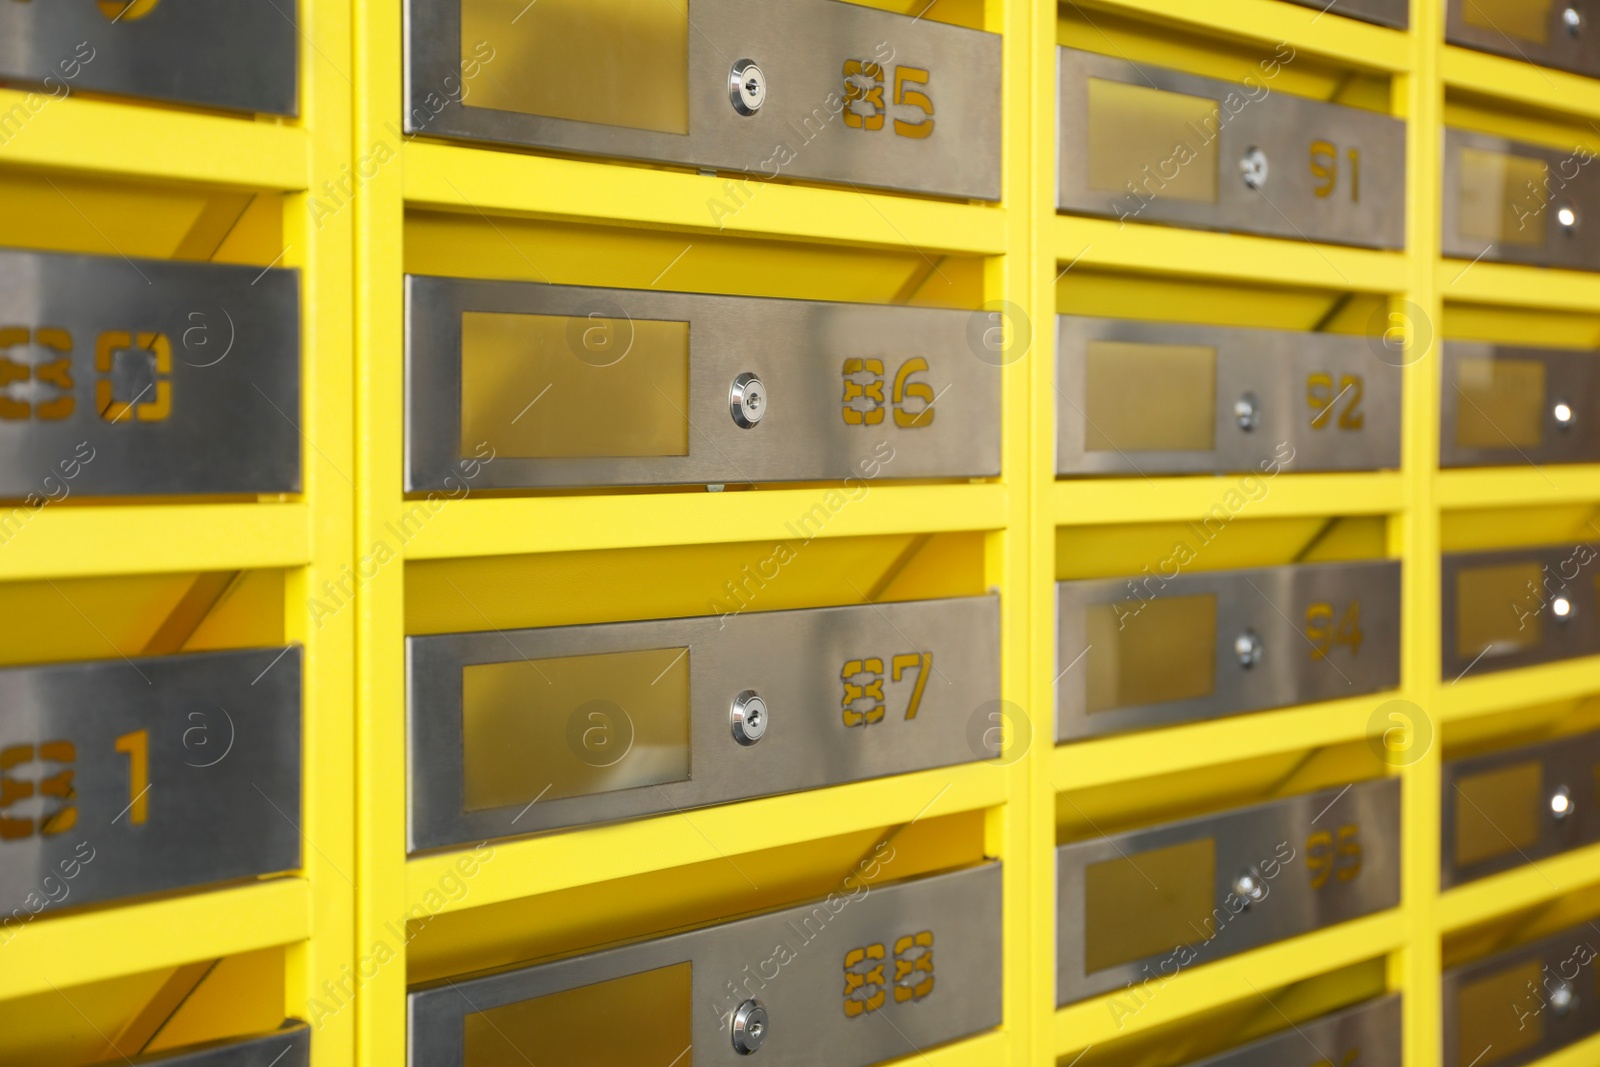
[732,999,769,1054]
[730,59,766,116]
[1235,630,1263,669]
[1234,392,1261,432]
[1240,147,1269,190]
[731,690,768,746]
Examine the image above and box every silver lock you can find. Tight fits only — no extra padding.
[731,690,768,746]
[1235,630,1263,669]
[1232,870,1266,905]
[1552,594,1574,621]
[732,998,769,1054]
[1240,147,1269,190]
[1551,785,1575,820]
[1555,399,1576,430]
[1234,392,1261,432]
[730,372,767,428]
[730,59,767,116]
[1564,6,1583,36]
[1550,979,1577,1015]
[1559,205,1580,234]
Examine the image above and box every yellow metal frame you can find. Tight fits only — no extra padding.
[7,0,1599,1064]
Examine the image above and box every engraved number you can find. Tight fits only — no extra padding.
[845,62,935,139]
[1307,372,1364,430]
[893,67,935,139]
[842,358,936,429]
[842,653,934,727]
[1311,140,1361,202]
[1306,824,1363,890]
[0,740,77,841]
[845,931,935,1016]
[843,943,887,1016]
[1305,600,1364,661]
[114,729,149,826]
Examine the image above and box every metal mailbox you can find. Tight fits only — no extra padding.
[1057,778,1401,1006]
[408,596,999,851]
[1443,128,1600,272]
[1442,730,1600,889]
[142,1025,309,1067]
[1441,343,1600,467]
[1057,561,1401,741]
[403,0,1001,200]
[0,249,301,498]
[1441,545,1600,680]
[1443,920,1600,1067]
[1282,0,1410,29]
[408,863,1002,1066]
[0,1,297,115]
[405,276,1001,491]
[1186,995,1402,1067]
[1057,49,1406,248]
[1058,317,1402,475]
[0,648,301,918]
[1447,0,1600,79]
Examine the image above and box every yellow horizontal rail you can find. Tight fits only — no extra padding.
[912,1030,1007,1066]
[1527,1030,1600,1067]
[1439,259,1600,313]
[1053,472,1403,527]
[402,483,1007,559]
[0,503,311,580]
[1053,694,1386,793]
[405,762,1008,915]
[1052,910,1407,1053]
[1436,466,1600,510]
[402,141,1009,256]
[1056,215,1410,293]
[0,91,307,191]
[0,878,310,1001]
[1076,0,1411,72]
[1443,46,1600,124]
[1439,840,1600,933]
[1436,656,1600,720]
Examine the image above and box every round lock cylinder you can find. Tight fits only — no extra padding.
[1232,870,1265,905]
[731,372,766,428]
[732,999,769,1055]
[1240,147,1269,190]
[1550,980,1577,1015]
[1551,785,1575,820]
[1564,6,1583,36]
[1234,392,1261,432]
[730,690,768,746]
[1559,205,1580,234]
[730,60,767,116]
[1235,630,1263,669]
[1552,595,1574,622]
[1555,400,1576,430]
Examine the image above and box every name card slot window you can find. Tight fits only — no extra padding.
[1058,318,1402,476]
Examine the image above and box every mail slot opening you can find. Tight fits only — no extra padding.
[464,963,692,1067]
[460,0,689,134]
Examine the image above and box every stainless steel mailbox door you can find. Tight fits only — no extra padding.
[0,249,301,498]
[408,863,1002,1067]
[408,596,999,851]
[1187,995,1401,1067]
[1441,731,1600,889]
[404,0,1000,200]
[143,1026,309,1067]
[0,648,301,918]
[1282,0,1409,28]
[1057,778,1401,1006]
[1058,317,1401,475]
[1441,545,1600,680]
[1057,49,1406,248]
[1441,344,1600,467]
[405,276,1001,490]
[0,1,297,115]
[1446,0,1600,78]
[1443,128,1600,271]
[1442,922,1600,1067]
[1057,561,1402,741]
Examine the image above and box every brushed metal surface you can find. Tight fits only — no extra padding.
[1441,730,1600,889]
[404,0,1000,199]
[1057,317,1402,475]
[409,863,1003,1067]
[0,1,297,115]
[1446,0,1600,77]
[0,249,301,497]
[138,1026,309,1067]
[1282,0,1409,28]
[0,648,301,917]
[1057,778,1402,1005]
[405,276,1001,489]
[1057,48,1406,248]
[1185,995,1401,1067]
[1443,128,1600,271]
[1440,545,1600,679]
[1441,343,1600,467]
[408,596,999,850]
[1442,921,1600,1067]
[1056,561,1402,741]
